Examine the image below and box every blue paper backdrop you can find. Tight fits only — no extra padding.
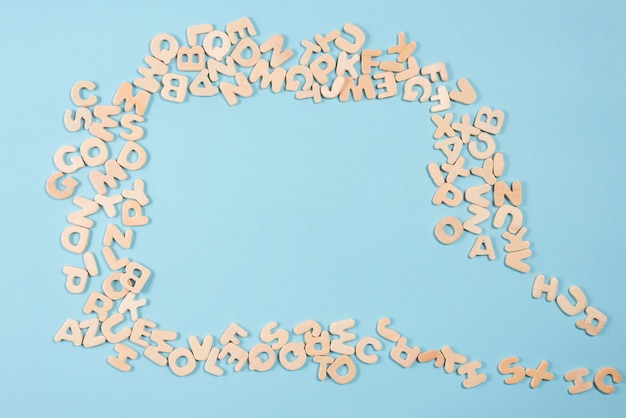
[1,1,625,417]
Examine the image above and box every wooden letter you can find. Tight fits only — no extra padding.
[107,343,138,372]
[556,286,587,316]
[576,306,607,336]
[434,216,464,244]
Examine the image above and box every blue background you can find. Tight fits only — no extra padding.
[1,0,625,417]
